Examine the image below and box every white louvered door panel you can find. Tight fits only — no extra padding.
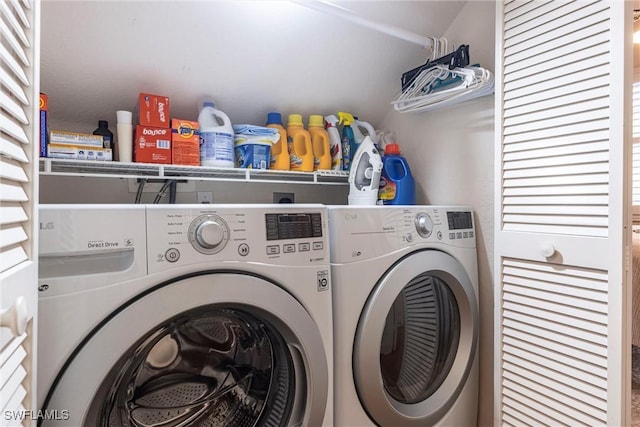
[0,0,40,426]
[495,1,631,426]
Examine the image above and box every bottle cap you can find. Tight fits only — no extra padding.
[266,112,282,125]
[384,143,401,155]
[98,120,109,128]
[308,115,324,127]
[116,111,132,124]
[288,114,303,127]
[202,101,216,109]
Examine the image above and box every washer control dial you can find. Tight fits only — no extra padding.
[415,212,433,238]
[189,215,229,254]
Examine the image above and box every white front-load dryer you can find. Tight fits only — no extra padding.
[37,204,333,426]
[328,206,479,426]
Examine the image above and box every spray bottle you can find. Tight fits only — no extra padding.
[338,111,356,171]
[325,114,343,171]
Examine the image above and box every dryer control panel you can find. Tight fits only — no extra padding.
[146,204,329,274]
[328,206,475,263]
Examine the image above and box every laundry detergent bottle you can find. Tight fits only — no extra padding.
[353,117,378,147]
[325,114,343,171]
[308,114,332,170]
[199,101,234,168]
[265,112,290,170]
[286,114,314,172]
[338,112,356,171]
[378,143,416,205]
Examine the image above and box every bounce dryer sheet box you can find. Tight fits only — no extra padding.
[171,119,200,166]
[39,93,48,157]
[134,125,171,164]
[137,93,170,129]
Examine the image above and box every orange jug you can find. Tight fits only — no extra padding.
[308,115,332,170]
[286,114,314,172]
[265,112,290,171]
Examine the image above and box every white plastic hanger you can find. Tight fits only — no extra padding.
[393,38,494,113]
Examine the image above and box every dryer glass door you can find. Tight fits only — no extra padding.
[380,274,459,404]
[354,250,478,426]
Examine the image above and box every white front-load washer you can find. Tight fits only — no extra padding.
[328,206,479,426]
[37,204,333,426]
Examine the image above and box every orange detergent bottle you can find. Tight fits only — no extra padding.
[265,112,290,170]
[286,114,314,172]
[308,115,332,170]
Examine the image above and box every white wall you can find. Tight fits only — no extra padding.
[39,176,349,205]
[380,2,495,426]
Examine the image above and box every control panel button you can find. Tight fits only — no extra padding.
[165,248,180,263]
[283,244,295,253]
[437,231,443,240]
[298,242,310,252]
[196,220,225,248]
[415,212,433,238]
[267,245,280,255]
[238,243,249,256]
[188,214,230,255]
[312,241,324,250]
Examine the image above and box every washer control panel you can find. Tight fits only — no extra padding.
[146,205,329,273]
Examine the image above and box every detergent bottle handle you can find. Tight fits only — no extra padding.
[356,121,378,145]
[293,131,311,155]
[386,157,409,180]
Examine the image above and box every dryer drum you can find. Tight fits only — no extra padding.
[380,274,460,404]
[87,306,295,427]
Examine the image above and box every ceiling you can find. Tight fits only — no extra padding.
[40,1,467,130]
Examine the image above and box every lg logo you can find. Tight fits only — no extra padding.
[39,222,54,230]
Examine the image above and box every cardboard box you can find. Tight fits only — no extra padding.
[134,125,171,164]
[137,93,170,128]
[39,93,48,157]
[49,130,104,147]
[47,143,112,161]
[171,119,199,166]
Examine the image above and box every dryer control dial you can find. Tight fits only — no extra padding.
[415,212,433,238]
[189,215,229,254]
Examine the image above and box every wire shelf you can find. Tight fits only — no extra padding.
[39,158,349,185]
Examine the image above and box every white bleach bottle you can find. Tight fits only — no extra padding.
[199,101,234,168]
[353,117,378,147]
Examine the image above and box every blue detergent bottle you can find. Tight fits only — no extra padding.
[377,143,416,205]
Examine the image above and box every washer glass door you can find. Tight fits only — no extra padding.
[354,250,478,426]
[89,306,296,426]
[41,273,328,427]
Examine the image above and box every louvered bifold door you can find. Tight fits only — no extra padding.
[495,1,631,426]
[0,0,40,426]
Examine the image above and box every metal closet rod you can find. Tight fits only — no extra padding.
[290,0,434,49]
